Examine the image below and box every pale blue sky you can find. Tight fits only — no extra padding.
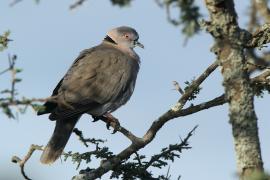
[0,1,269,180]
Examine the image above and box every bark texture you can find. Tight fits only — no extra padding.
[204,0,263,178]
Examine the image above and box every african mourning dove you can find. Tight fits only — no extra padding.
[37,26,143,164]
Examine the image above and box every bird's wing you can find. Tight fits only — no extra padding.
[48,44,139,119]
[37,48,96,116]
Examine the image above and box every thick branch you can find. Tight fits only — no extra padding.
[205,0,264,178]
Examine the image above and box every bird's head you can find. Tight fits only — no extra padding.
[106,26,144,49]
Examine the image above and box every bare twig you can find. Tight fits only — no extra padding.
[134,152,143,166]
[154,0,163,7]
[70,0,88,10]
[8,54,17,101]
[12,144,43,180]
[165,3,180,26]
[0,67,10,75]
[165,166,171,180]
[9,0,23,7]
[172,81,184,95]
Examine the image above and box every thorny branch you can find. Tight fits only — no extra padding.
[144,125,197,170]
[73,128,106,148]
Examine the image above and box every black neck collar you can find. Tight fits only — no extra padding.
[104,35,117,44]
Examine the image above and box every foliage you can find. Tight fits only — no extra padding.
[184,79,202,101]
[68,126,196,179]
[0,31,11,51]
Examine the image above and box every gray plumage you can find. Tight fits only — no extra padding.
[38,26,143,164]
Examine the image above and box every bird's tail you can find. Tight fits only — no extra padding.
[40,116,80,164]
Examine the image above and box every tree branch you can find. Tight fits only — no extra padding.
[73,128,106,148]
[12,144,43,180]
[72,60,218,179]
[246,23,270,48]
[144,125,197,170]
[70,0,88,10]
[204,0,264,178]
[9,0,23,7]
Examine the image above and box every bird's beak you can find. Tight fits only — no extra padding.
[135,41,144,49]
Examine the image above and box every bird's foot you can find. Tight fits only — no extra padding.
[104,113,120,133]
[92,113,120,134]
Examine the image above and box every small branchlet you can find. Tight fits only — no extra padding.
[70,0,88,10]
[73,128,106,148]
[9,0,40,7]
[109,126,197,179]
[172,81,184,95]
[0,54,47,118]
[63,145,113,170]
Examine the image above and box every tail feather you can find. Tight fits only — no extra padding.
[40,116,80,164]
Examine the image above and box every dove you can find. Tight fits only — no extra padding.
[37,26,143,164]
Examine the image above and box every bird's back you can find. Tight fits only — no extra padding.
[39,42,140,119]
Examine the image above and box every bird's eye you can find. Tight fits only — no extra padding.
[124,34,129,38]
